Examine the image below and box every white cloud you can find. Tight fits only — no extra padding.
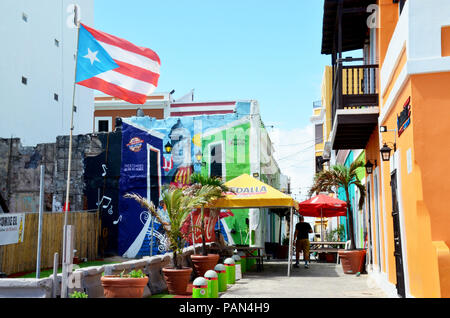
[268,124,315,202]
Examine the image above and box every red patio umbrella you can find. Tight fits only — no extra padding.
[298,194,347,217]
[298,194,347,241]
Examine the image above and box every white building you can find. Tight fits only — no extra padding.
[0,0,94,146]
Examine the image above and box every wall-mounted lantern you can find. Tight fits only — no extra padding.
[164,141,172,154]
[364,160,377,174]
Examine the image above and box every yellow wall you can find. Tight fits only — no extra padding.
[314,66,333,161]
[322,65,333,140]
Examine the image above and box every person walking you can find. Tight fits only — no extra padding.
[294,216,313,268]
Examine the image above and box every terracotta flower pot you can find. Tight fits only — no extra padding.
[162,267,193,295]
[191,254,220,277]
[100,275,149,298]
[338,249,366,274]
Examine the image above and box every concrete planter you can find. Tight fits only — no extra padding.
[0,278,53,298]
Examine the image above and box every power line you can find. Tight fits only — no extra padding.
[273,136,325,147]
[282,162,315,169]
[275,144,315,161]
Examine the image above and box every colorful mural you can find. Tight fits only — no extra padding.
[117,102,255,257]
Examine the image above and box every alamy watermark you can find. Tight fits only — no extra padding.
[67,264,82,289]
[367,4,380,29]
[66,3,81,29]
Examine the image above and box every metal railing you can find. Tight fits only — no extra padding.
[331,58,379,123]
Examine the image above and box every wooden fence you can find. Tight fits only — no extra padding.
[0,211,100,275]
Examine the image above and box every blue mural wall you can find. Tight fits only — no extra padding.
[117,102,252,257]
[119,122,165,257]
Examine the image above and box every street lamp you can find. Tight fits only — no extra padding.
[164,141,172,154]
[194,150,206,167]
[379,125,397,162]
[364,160,376,174]
[380,144,393,162]
[195,150,202,163]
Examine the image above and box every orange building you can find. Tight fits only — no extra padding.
[321,0,450,298]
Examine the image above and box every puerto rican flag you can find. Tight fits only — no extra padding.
[75,23,160,104]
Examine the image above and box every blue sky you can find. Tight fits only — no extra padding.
[93,0,336,199]
[94,0,330,132]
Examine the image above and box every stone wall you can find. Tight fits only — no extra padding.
[0,134,104,213]
[0,277,53,298]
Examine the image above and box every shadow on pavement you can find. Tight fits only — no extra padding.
[244,259,344,278]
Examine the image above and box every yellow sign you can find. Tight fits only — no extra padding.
[210,174,294,209]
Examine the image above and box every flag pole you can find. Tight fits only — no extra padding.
[61,8,81,298]
[64,8,80,228]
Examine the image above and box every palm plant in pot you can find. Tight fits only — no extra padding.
[309,160,366,274]
[125,186,206,295]
[185,174,230,277]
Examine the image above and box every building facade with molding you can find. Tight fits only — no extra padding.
[321,0,450,298]
[0,0,94,146]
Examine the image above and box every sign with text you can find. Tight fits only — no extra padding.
[0,213,25,245]
[181,208,219,244]
[397,97,411,137]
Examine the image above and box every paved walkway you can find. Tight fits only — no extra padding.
[220,260,389,298]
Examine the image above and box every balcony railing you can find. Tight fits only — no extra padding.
[331,58,379,123]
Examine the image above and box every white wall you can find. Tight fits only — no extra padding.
[0,0,94,146]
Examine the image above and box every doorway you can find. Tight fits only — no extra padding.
[390,169,406,298]
[209,142,224,178]
[373,169,382,271]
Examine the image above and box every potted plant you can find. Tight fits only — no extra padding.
[309,160,366,274]
[186,174,229,277]
[326,224,346,248]
[100,269,148,298]
[125,187,205,295]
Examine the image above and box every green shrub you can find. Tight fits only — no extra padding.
[116,269,146,278]
[128,269,146,278]
[69,291,88,298]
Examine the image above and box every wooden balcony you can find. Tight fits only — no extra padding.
[321,0,379,150]
[330,60,379,150]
